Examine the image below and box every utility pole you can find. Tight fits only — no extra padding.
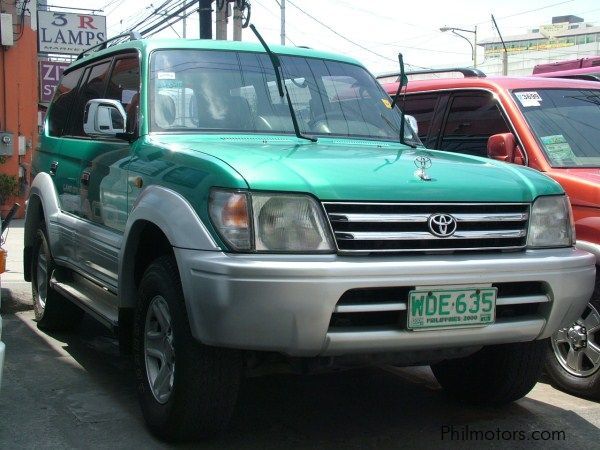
[199,0,213,39]
[233,1,242,41]
[491,14,508,75]
[183,13,187,38]
[473,25,478,68]
[280,0,285,45]
[216,0,227,40]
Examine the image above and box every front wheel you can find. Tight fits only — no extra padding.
[133,255,242,442]
[431,340,545,405]
[545,272,600,399]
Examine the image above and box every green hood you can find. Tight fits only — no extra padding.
[154,135,563,202]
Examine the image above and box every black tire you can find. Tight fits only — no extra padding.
[544,271,600,400]
[431,340,545,405]
[31,223,84,331]
[133,255,242,442]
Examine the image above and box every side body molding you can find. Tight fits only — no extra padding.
[119,185,220,307]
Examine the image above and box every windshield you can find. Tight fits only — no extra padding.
[150,49,418,143]
[512,88,600,168]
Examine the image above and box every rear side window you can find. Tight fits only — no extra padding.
[68,60,112,137]
[401,94,439,142]
[48,68,83,137]
[439,93,510,157]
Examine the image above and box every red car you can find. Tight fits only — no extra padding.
[380,70,600,399]
[533,56,600,82]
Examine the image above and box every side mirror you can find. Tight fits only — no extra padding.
[487,132,525,165]
[405,114,418,135]
[83,99,127,138]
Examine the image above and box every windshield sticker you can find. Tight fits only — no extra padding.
[156,79,183,89]
[381,99,392,109]
[157,71,176,80]
[540,135,578,163]
[515,91,542,107]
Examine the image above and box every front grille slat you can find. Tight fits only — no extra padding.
[324,202,530,255]
[335,230,526,241]
[330,212,529,223]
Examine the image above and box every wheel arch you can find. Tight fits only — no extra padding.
[118,185,220,308]
[24,173,61,281]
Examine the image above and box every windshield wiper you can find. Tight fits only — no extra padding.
[249,25,317,143]
[389,53,416,149]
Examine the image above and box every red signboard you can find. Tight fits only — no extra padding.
[39,61,70,103]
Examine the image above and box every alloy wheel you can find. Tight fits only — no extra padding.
[551,302,600,377]
[36,245,48,311]
[144,295,176,404]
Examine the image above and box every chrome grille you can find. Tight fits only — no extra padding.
[323,202,530,254]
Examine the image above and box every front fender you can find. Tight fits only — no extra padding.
[118,185,220,307]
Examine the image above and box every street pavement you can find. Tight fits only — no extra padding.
[0,220,599,449]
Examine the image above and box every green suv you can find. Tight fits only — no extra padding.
[24,36,596,441]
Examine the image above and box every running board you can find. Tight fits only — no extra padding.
[50,272,119,331]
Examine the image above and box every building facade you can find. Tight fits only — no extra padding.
[0,1,38,218]
[479,15,600,76]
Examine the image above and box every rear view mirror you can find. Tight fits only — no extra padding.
[487,133,525,165]
[84,99,127,137]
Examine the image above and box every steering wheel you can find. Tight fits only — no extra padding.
[290,77,307,88]
[310,110,349,125]
[310,108,382,131]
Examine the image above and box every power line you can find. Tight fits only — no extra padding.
[285,0,431,69]
[101,0,122,10]
[140,0,199,37]
[473,0,576,26]
[253,0,298,45]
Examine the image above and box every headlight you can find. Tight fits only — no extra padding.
[527,195,575,248]
[209,190,335,253]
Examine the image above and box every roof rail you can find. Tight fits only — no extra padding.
[76,31,142,60]
[376,67,486,80]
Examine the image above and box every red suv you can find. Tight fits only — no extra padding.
[380,69,600,399]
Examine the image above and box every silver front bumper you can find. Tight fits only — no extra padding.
[577,240,600,264]
[175,247,596,357]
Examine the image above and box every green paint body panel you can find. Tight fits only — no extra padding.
[151,134,563,202]
[34,39,564,252]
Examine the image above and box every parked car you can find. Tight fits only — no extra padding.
[25,37,596,441]
[533,56,600,81]
[380,68,600,399]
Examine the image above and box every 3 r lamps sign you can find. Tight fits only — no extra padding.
[38,11,106,55]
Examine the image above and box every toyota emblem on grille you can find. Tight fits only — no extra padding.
[428,214,457,237]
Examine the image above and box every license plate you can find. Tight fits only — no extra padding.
[407,287,497,331]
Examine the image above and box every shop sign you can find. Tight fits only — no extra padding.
[38,11,106,55]
[39,61,70,103]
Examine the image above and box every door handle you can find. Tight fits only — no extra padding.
[81,171,90,186]
[49,161,58,176]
